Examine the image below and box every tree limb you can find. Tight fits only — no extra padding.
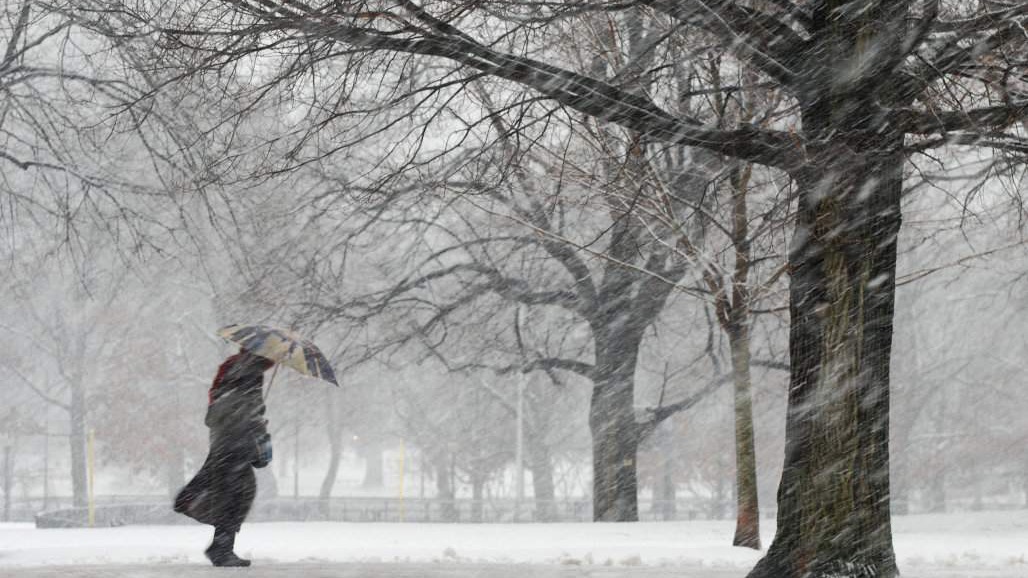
[5,364,70,411]
[212,0,805,170]
[645,0,807,86]
[905,15,1028,97]
[636,373,730,440]
[930,4,1028,33]
[893,101,1028,134]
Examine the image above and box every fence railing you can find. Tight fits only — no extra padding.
[25,493,1028,528]
[27,496,745,527]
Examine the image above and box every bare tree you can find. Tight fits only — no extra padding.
[71,1,1028,575]
[391,364,517,522]
[324,147,730,523]
[93,285,216,498]
[1,1,209,257]
[0,251,131,507]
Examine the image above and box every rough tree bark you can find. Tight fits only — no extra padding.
[726,163,760,550]
[748,2,910,574]
[589,336,643,522]
[729,319,760,548]
[749,133,903,578]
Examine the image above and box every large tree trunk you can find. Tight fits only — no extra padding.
[749,2,909,572]
[589,342,641,522]
[729,321,760,549]
[69,382,88,508]
[749,141,902,577]
[527,437,557,522]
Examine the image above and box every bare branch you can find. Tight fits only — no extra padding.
[931,4,1028,33]
[4,363,70,411]
[206,0,804,170]
[894,101,1028,134]
[636,373,730,439]
[645,0,807,86]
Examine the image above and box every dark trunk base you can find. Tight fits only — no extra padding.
[748,547,898,578]
[733,514,760,550]
[590,422,640,522]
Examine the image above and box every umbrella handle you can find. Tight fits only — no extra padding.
[264,363,280,401]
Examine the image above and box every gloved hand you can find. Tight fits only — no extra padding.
[253,432,273,468]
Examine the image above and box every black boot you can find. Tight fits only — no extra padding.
[205,527,251,567]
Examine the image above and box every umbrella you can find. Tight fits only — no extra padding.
[216,325,339,390]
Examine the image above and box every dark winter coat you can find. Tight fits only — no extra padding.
[174,352,271,532]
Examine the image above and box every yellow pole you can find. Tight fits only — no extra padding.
[87,429,95,527]
[398,439,406,522]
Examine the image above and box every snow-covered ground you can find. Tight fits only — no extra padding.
[1,510,1026,577]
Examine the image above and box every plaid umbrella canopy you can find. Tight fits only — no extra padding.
[217,324,338,386]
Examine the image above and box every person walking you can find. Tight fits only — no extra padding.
[174,349,275,567]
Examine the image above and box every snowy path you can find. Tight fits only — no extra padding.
[2,510,1027,577]
[1,562,746,578]
[2,562,1023,578]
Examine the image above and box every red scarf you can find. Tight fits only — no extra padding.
[208,353,244,405]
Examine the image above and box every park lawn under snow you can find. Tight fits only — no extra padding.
[0,510,1026,576]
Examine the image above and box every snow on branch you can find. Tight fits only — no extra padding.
[930,3,1028,33]
[644,0,807,86]
[893,101,1028,134]
[208,0,804,170]
[908,12,1028,95]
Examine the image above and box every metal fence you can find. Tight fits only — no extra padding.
[27,496,741,527]
[22,492,1028,528]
